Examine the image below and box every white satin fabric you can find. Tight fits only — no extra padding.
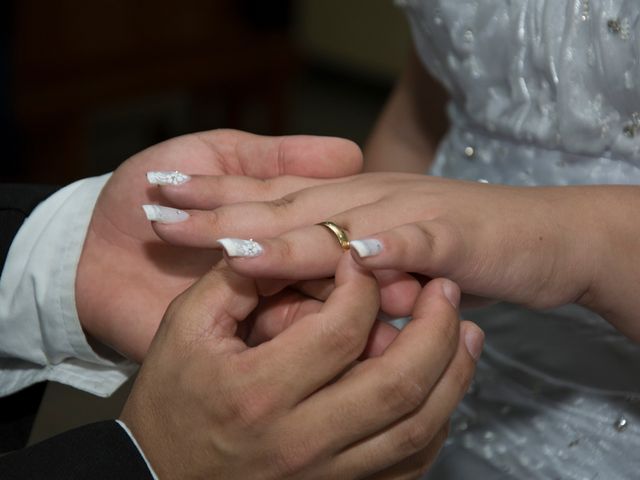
[397,1,640,478]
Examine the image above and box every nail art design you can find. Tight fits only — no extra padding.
[350,238,383,258]
[142,205,189,223]
[217,238,264,257]
[146,171,191,186]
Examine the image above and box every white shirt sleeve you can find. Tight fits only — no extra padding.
[0,174,137,398]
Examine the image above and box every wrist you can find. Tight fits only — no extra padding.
[573,186,640,340]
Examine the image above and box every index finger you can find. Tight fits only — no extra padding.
[241,253,380,406]
[157,261,259,357]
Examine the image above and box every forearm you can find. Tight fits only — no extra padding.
[364,48,449,173]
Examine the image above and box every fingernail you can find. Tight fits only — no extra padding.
[464,325,485,361]
[142,205,189,223]
[441,280,460,308]
[350,238,383,258]
[217,238,264,257]
[146,171,191,186]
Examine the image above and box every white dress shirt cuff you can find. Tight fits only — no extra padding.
[0,174,137,398]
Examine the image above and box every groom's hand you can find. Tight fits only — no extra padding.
[75,130,362,362]
[120,255,483,479]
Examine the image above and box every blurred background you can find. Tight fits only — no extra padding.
[2,0,412,184]
[1,0,413,446]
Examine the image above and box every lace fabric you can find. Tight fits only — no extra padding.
[403,0,640,161]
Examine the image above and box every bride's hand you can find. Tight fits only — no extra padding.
[145,172,640,340]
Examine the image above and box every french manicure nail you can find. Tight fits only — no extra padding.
[217,238,264,257]
[146,171,191,186]
[464,325,485,361]
[441,280,460,308]
[142,205,189,223]
[350,238,383,258]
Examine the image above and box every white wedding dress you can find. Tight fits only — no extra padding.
[397,1,640,478]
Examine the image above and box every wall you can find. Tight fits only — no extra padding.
[296,0,411,81]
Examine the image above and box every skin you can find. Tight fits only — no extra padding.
[120,256,483,479]
[75,129,366,362]
[363,49,448,174]
[71,56,485,478]
[143,55,640,343]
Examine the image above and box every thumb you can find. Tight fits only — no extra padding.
[234,133,363,178]
[160,261,259,354]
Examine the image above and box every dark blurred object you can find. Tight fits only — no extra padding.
[1,2,19,180]
[238,0,292,30]
[8,0,294,183]
[0,382,46,453]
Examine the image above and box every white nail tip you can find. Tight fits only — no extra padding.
[146,171,191,185]
[217,238,264,257]
[350,239,383,258]
[142,205,189,223]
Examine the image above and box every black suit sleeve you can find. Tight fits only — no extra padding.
[0,183,59,272]
[0,185,152,479]
[0,421,153,479]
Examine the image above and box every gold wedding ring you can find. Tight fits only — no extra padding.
[316,221,350,250]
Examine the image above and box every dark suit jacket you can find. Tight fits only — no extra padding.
[0,184,152,479]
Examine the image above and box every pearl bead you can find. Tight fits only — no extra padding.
[464,146,475,158]
[614,416,629,432]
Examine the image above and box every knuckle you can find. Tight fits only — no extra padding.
[224,384,281,427]
[219,361,284,426]
[269,440,319,478]
[253,177,273,198]
[275,137,289,176]
[416,224,437,261]
[377,364,427,414]
[205,207,226,231]
[276,236,295,263]
[426,312,459,358]
[436,312,460,353]
[447,355,476,396]
[319,317,367,359]
[443,318,460,352]
[267,194,295,211]
[400,420,433,455]
[420,220,462,273]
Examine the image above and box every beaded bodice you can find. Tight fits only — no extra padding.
[401,0,640,184]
